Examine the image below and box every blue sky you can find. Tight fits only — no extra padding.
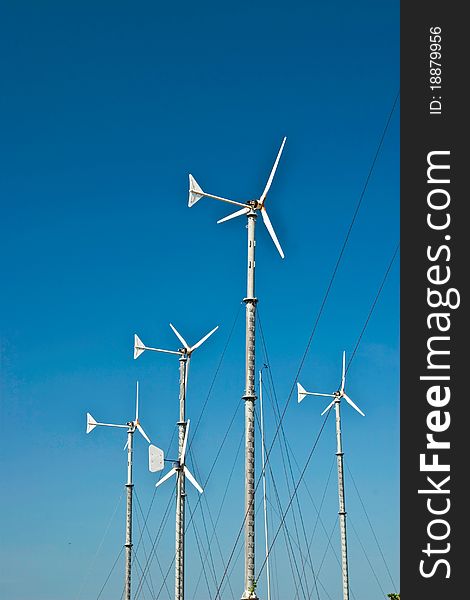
[0,2,399,599]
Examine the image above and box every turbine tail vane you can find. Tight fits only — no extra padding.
[297,382,309,403]
[149,444,165,472]
[134,334,146,359]
[188,174,204,207]
[86,412,98,434]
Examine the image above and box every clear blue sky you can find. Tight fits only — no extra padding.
[0,2,399,599]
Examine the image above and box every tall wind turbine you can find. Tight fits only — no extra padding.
[86,382,163,600]
[134,323,217,600]
[188,137,286,600]
[297,352,365,600]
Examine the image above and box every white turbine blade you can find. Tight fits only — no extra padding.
[155,467,177,488]
[189,174,204,207]
[320,399,336,416]
[343,393,365,417]
[297,382,309,403]
[169,323,190,350]
[181,419,190,464]
[134,334,146,359]
[135,381,139,421]
[260,207,284,259]
[123,439,129,451]
[259,137,287,205]
[341,351,346,394]
[149,444,165,472]
[184,466,203,494]
[217,207,250,224]
[137,423,151,444]
[86,412,98,434]
[189,325,219,353]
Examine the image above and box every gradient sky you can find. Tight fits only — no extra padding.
[0,2,399,599]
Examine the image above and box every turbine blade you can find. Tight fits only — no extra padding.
[189,325,219,352]
[189,174,204,207]
[86,412,98,434]
[135,381,139,421]
[149,444,165,473]
[297,382,308,403]
[342,393,365,417]
[169,323,190,350]
[217,207,250,224]
[184,466,203,494]
[259,137,287,205]
[123,439,129,451]
[320,399,336,416]
[260,207,284,259]
[181,419,190,464]
[134,334,146,359]
[341,351,346,394]
[137,423,151,444]
[155,467,177,488]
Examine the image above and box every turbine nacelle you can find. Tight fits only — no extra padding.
[188,137,287,259]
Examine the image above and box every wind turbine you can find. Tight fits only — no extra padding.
[189,137,287,600]
[156,417,203,600]
[134,323,216,600]
[86,382,163,600]
[297,351,365,600]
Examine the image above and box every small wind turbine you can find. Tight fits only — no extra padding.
[134,323,216,600]
[189,138,287,600]
[297,352,364,600]
[86,382,163,600]
[156,419,203,494]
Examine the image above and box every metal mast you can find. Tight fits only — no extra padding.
[243,208,258,597]
[124,426,134,600]
[175,354,188,600]
[188,137,286,600]
[297,351,365,600]
[333,393,349,600]
[134,324,215,600]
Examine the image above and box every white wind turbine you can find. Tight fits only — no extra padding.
[297,352,365,600]
[189,137,287,600]
[134,323,217,600]
[86,382,163,600]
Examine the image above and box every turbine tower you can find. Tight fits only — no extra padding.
[134,323,217,600]
[188,137,286,600]
[297,351,365,600]
[86,382,163,600]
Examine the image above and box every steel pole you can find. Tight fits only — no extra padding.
[242,210,258,600]
[334,399,350,600]
[124,429,134,600]
[175,355,187,600]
